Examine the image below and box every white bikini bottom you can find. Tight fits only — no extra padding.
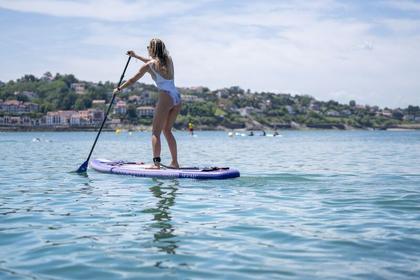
[161,90,181,106]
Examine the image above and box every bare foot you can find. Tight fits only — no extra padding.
[169,162,180,169]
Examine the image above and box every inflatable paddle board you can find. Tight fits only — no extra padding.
[90,159,240,179]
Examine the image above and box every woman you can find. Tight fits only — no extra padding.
[113,38,181,169]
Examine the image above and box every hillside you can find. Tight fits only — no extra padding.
[1,73,419,130]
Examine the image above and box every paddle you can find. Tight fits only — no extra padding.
[76,56,131,173]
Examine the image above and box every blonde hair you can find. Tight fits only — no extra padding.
[148,38,169,71]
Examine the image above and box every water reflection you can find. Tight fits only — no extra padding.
[148,179,179,255]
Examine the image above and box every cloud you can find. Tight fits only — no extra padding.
[383,0,420,12]
[1,0,419,107]
[0,0,202,21]
[160,2,420,107]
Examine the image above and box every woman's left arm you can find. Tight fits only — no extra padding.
[113,64,149,93]
[127,51,150,63]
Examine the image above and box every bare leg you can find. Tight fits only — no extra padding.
[151,92,172,168]
[163,103,182,168]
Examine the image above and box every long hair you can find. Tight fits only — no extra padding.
[148,38,169,71]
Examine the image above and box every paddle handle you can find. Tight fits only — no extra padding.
[85,56,131,163]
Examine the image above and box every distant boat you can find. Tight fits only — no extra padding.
[234,132,246,137]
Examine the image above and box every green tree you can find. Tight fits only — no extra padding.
[75,96,92,110]
[407,105,419,116]
[127,104,138,121]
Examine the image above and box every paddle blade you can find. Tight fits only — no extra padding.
[76,160,89,173]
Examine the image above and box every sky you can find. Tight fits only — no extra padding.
[0,0,419,108]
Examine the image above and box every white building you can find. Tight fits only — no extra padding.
[114,101,127,115]
[137,106,155,117]
[59,111,77,125]
[78,109,104,124]
[309,101,321,111]
[14,91,38,100]
[341,109,352,116]
[0,100,39,114]
[89,108,104,124]
[381,110,393,118]
[285,105,295,114]
[71,83,86,95]
[128,95,141,104]
[70,113,81,125]
[238,106,255,117]
[182,95,204,103]
[46,112,61,125]
[326,110,340,117]
[92,100,106,107]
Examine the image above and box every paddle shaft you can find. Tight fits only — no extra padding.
[84,56,131,164]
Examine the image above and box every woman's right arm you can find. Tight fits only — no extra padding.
[113,63,150,94]
[127,50,150,63]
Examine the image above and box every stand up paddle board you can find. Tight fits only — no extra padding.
[90,159,240,179]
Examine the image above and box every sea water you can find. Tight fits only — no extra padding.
[0,131,419,279]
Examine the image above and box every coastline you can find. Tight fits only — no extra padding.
[2,123,419,132]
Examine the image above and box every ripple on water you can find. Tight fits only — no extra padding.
[0,131,420,279]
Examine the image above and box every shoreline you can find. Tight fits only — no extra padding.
[1,124,419,132]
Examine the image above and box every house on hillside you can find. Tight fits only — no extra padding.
[216,89,229,99]
[369,106,379,113]
[0,100,39,114]
[182,95,203,103]
[54,111,77,126]
[238,106,256,117]
[326,110,340,117]
[309,101,321,112]
[74,109,104,125]
[378,109,393,118]
[229,86,244,94]
[137,106,155,117]
[114,101,127,115]
[89,108,104,124]
[285,105,295,115]
[14,91,38,100]
[1,100,20,114]
[128,95,141,104]
[92,100,106,107]
[46,112,61,125]
[71,83,86,95]
[70,113,81,125]
[403,115,420,122]
[344,109,353,116]
[26,103,39,113]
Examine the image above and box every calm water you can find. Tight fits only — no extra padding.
[1,131,419,279]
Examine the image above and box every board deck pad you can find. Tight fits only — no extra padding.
[90,159,240,179]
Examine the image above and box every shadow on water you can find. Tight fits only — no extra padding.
[67,170,96,195]
[68,170,89,177]
[145,179,179,256]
